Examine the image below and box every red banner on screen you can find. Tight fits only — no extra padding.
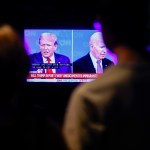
[27,73,101,79]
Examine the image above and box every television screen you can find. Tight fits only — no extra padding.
[24,29,117,82]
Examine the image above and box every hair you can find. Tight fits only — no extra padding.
[89,31,105,46]
[96,0,149,55]
[39,33,58,46]
[0,24,30,99]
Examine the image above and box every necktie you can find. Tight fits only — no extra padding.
[46,57,53,73]
[97,60,103,74]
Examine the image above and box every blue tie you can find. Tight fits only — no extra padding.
[97,60,103,74]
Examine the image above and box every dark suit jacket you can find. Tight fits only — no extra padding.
[73,53,114,73]
[29,52,71,73]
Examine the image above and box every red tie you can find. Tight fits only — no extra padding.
[46,57,53,73]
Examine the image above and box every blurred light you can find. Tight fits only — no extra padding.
[146,44,150,53]
[93,21,102,32]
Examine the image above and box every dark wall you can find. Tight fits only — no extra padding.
[16,81,81,127]
[0,1,109,33]
[24,82,80,124]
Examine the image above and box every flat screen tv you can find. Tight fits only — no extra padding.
[24,29,117,83]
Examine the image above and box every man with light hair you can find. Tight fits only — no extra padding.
[73,31,114,73]
[29,32,71,73]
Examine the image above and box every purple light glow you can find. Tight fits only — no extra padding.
[24,39,31,55]
[93,21,102,32]
[107,49,118,65]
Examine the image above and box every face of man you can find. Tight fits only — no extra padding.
[39,33,57,58]
[90,32,107,60]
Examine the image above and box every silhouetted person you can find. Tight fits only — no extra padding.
[63,1,150,150]
[0,24,68,150]
[0,24,30,149]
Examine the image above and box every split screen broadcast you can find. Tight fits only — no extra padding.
[24,29,117,82]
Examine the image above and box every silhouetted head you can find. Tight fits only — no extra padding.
[0,24,30,99]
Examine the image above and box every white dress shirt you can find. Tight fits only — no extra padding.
[42,54,56,73]
[90,52,103,73]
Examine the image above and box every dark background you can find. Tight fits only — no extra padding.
[1,1,116,33]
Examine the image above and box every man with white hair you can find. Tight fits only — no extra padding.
[73,31,114,73]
